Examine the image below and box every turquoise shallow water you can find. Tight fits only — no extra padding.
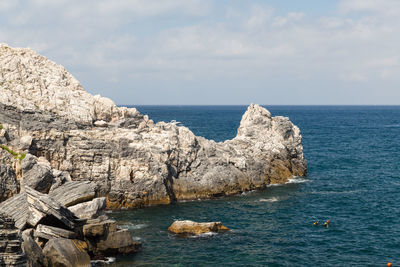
[109,106,400,266]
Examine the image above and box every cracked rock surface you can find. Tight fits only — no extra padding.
[0,44,307,208]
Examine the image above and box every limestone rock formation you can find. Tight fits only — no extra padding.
[83,216,141,257]
[0,187,140,265]
[168,220,230,236]
[0,43,307,209]
[42,238,91,267]
[0,213,27,266]
[49,181,97,207]
[22,229,45,267]
[68,197,106,220]
[0,163,18,201]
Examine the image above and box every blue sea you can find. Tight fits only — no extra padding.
[109,106,400,266]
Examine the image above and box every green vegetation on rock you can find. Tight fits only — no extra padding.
[0,144,26,163]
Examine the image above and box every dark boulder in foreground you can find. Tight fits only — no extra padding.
[0,214,26,266]
[84,216,141,257]
[42,238,90,267]
[168,220,230,236]
[0,186,140,266]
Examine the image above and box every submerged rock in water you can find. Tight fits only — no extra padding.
[0,44,307,209]
[168,220,230,236]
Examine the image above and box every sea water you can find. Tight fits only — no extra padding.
[108,106,400,266]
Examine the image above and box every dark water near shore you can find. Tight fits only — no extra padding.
[109,105,400,266]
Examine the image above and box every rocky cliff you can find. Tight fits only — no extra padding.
[0,44,307,208]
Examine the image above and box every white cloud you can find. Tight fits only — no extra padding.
[1,1,400,104]
[339,0,400,16]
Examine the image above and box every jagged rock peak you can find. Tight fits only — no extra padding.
[0,43,140,124]
[0,44,307,209]
[236,103,272,137]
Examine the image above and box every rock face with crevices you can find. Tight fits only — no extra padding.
[0,44,307,209]
[0,213,26,266]
[0,186,139,266]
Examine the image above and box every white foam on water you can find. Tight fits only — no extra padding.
[258,197,279,202]
[120,223,148,230]
[189,232,218,238]
[241,190,256,196]
[286,177,309,184]
[91,257,116,265]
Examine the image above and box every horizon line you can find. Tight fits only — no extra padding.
[118,104,400,107]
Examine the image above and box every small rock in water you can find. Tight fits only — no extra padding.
[168,220,230,236]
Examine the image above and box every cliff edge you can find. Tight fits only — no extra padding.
[0,44,307,208]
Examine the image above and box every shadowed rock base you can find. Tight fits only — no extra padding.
[0,214,26,266]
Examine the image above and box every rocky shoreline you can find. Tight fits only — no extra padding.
[0,44,307,265]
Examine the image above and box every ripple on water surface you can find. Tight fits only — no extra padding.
[109,105,400,266]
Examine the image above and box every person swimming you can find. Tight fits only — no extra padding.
[323,220,330,228]
[313,221,319,226]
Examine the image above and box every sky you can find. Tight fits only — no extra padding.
[1,0,400,105]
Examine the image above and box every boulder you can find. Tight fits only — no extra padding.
[168,220,230,236]
[0,213,27,266]
[68,197,106,220]
[25,187,77,230]
[0,187,77,230]
[49,181,96,207]
[83,219,116,238]
[93,229,141,256]
[0,193,30,229]
[19,135,32,151]
[20,155,54,194]
[94,120,108,127]
[42,238,90,267]
[83,216,140,256]
[0,164,19,202]
[21,163,54,193]
[21,228,44,267]
[34,224,77,240]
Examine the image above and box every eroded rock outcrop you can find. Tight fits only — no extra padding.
[0,214,26,266]
[168,220,230,236]
[0,44,307,209]
[0,187,139,266]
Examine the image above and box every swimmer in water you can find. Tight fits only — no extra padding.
[323,220,330,228]
[313,221,319,226]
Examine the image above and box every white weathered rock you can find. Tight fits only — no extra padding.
[0,44,130,125]
[49,181,97,207]
[94,120,108,127]
[0,44,307,209]
[19,135,32,151]
[68,197,106,219]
